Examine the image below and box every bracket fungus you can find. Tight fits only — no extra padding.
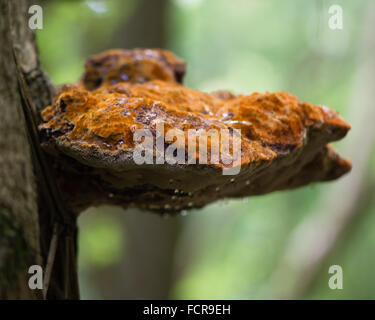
[39,49,351,214]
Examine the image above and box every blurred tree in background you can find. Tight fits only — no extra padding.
[36,0,375,299]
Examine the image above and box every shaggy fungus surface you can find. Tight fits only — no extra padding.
[39,49,351,214]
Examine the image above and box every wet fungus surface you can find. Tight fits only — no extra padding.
[39,49,351,214]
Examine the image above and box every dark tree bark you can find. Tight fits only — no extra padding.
[0,0,40,299]
[0,0,79,299]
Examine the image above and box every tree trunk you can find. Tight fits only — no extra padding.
[0,0,79,299]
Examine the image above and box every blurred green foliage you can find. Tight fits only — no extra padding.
[79,209,125,269]
[37,0,133,84]
[37,0,374,299]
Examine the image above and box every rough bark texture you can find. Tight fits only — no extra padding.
[0,0,41,299]
[0,0,79,299]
